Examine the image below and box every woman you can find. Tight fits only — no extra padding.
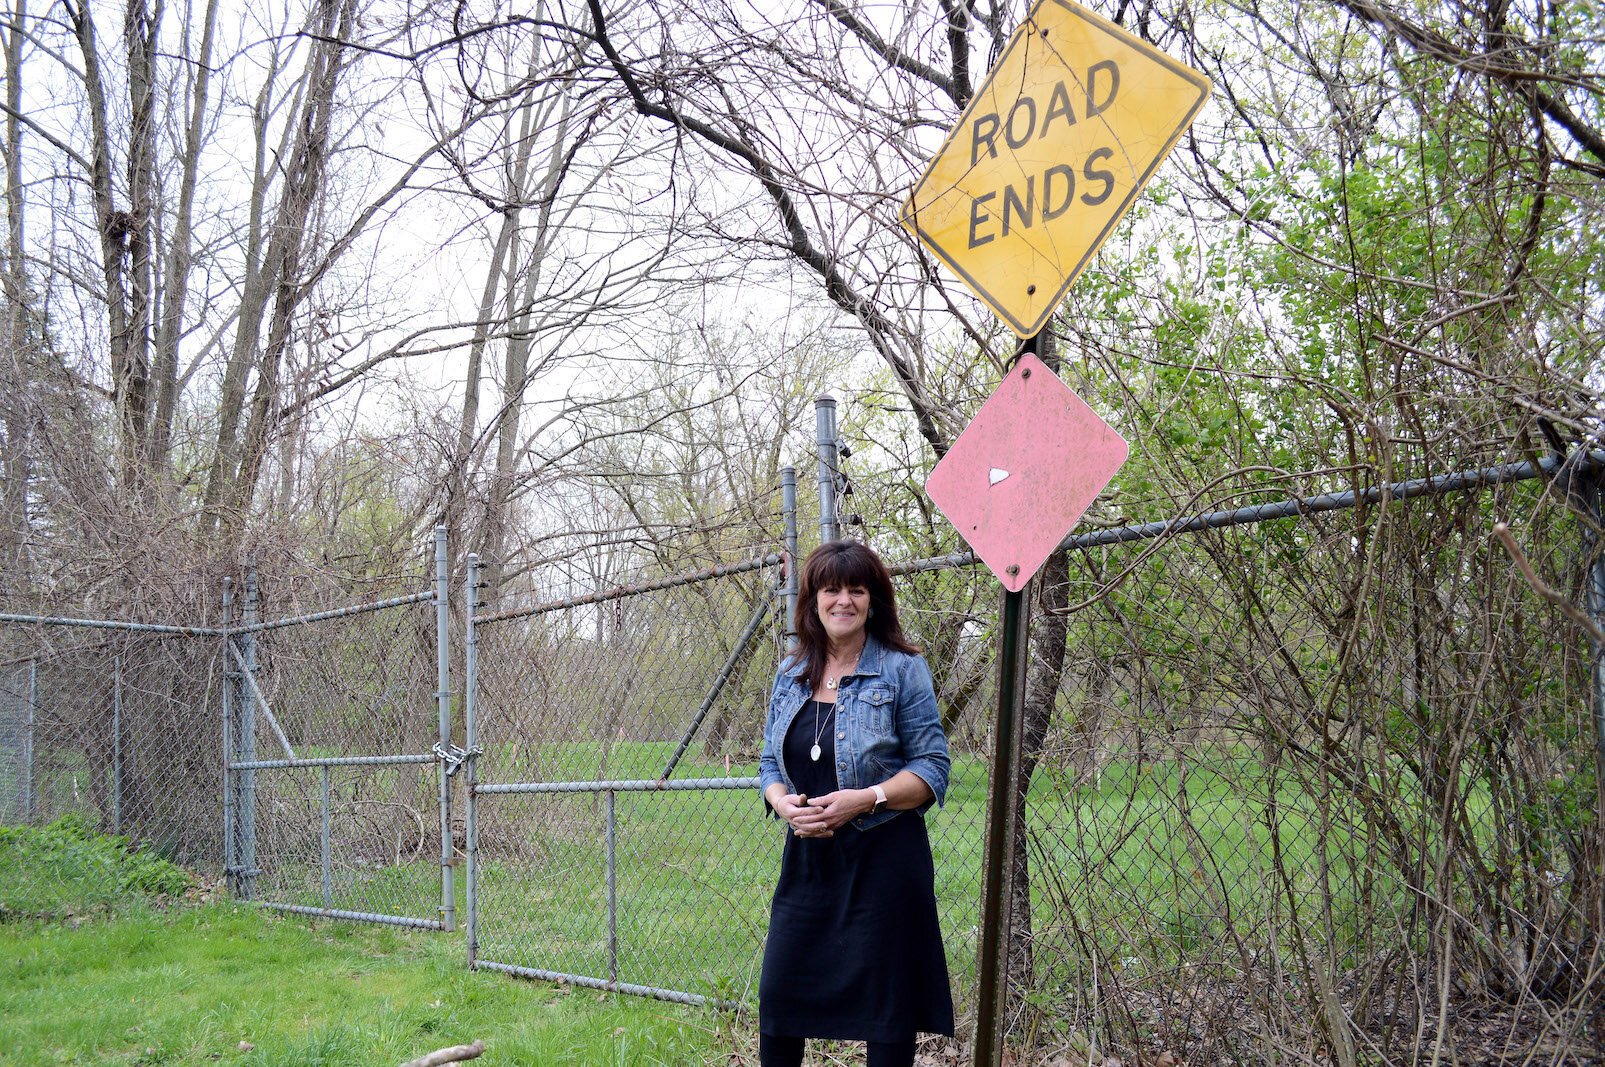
[758,540,954,1067]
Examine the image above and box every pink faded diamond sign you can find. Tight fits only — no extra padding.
[925,354,1128,592]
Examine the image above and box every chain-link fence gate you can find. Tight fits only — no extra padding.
[0,528,461,931]
[224,529,458,930]
[464,550,787,1004]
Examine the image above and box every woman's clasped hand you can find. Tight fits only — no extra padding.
[772,790,869,837]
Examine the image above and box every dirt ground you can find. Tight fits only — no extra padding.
[895,982,1603,1066]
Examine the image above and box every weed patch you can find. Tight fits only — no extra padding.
[0,814,192,920]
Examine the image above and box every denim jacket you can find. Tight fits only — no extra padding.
[759,633,951,832]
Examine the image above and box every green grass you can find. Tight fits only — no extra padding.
[0,815,735,1065]
[0,904,735,1065]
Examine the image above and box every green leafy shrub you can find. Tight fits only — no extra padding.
[0,814,192,918]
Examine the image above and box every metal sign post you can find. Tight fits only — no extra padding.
[973,572,1033,1067]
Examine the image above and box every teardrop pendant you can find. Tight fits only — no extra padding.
[810,743,822,762]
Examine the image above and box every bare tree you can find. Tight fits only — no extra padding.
[0,0,31,572]
[353,0,732,587]
[203,0,360,535]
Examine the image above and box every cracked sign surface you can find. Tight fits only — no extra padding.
[925,354,1128,592]
[901,0,1210,338]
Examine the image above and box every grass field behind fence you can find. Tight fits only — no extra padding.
[463,742,1407,1005]
[7,737,1438,1023]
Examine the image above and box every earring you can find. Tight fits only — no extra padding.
[867,606,874,619]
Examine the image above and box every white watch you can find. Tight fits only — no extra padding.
[870,784,888,814]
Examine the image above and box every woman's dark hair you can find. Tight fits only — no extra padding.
[791,540,920,692]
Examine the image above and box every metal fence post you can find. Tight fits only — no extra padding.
[782,466,799,649]
[435,525,456,932]
[240,570,259,900]
[815,395,839,543]
[606,788,619,987]
[321,764,333,910]
[465,552,481,965]
[222,579,235,893]
[22,659,35,823]
[112,653,123,834]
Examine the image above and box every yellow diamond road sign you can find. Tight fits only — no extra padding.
[901,0,1210,338]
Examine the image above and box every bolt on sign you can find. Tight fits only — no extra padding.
[901,0,1211,338]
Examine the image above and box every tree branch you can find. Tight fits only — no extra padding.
[1331,0,1605,166]
[583,0,951,457]
[0,100,93,172]
[399,1039,485,1067]
[809,0,958,103]
[1492,523,1604,642]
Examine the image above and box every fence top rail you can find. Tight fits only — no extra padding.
[476,775,762,795]
[0,587,438,638]
[0,613,227,637]
[231,589,435,634]
[888,447,1605,577]
[229,752,439,770]
[476,553,783,625]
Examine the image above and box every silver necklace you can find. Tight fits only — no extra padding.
[824,651,861,691]
[810,701,835,762]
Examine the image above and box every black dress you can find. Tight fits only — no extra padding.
[758,699,954,1042]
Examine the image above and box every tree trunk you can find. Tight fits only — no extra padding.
[1007,336,1073,1020]
[225,0,353,534]
[481,92,572,588]
[198,52,279,535]
[1010,543,1068,1018]
[440,60,543,555]
[69,3,145,483]
[441,216,513,546]
[148,0,220,474]
[1,0,30,570]
[121,0,160,486]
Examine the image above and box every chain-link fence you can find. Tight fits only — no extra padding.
[456,449,1602,1062]
[2,455,1600,1061]
[0,623,225,913]
[893,451,1605,1061]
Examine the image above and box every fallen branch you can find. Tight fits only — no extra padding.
[1493,523,1605,642]
[399,1039,485,1067]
